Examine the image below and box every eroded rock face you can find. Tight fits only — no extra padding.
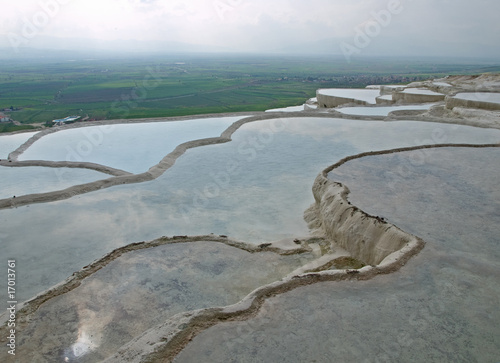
[305,171,418,266]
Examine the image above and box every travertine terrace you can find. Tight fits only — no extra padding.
[1,74,499,362]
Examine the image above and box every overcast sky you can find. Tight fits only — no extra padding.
[1,0,499,58]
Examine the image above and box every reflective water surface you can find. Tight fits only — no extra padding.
[0,166,108,199]
[402,88,444,96]
[1,119,499,302]
[336,103,435,116]
[12,242,313,362]
[176,147,500,363]
[19,117,243,173]
[0,131,38,159]
[453,92,500,104]
[266,105,305,112]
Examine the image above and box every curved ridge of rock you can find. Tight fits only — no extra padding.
[304,173,418,266]
[0,159,132,176]
[303,143,498,266]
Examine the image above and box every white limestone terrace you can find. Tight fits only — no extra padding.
[408,74,500,94]
[172,147,500,363]
[453,92,500,103]
[336,103,436,116]
[446,92,500,111]
[17,116,244,174]
[266,98,321,111]
[305,97,319,110]
[1,74,500,363]
[433,82,452,87]
[317,84,445,108]
[266,105,306,112]
[375,94,394,105]
[400,88,444,95]
[316,88,381,108]
[393,87,446,103]
[268,76,500,128]
[366,85,405,90]
[374,84,407,95]
[306,97,318,106]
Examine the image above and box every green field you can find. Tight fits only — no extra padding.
[1,53,499,132]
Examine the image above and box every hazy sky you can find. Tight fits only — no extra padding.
[1,0,499,58]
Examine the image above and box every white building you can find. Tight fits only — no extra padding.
[52,115,81,125]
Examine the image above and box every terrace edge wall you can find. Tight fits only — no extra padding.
[304,172,419,266]
[393,92,445,103]
[445,95,500,111]
[316,92,369,108]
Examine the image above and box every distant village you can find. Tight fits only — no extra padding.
[0,109,14,123]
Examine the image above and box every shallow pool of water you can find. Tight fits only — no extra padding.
[402,88,444,96]
[336,104,435,116]
[453,92,500,104]
[19,117,243,173]
[10,242,312,362]
[266,105,305,112]
[176,147,500,363]
[0,166,108,199]
[0,132,38,159]
[1,118,499,302]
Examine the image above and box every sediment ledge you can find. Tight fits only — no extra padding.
[392,90,446,104]
[317,94,370,108]
[2,78,499,361]
[304,143,499,266]
[445,94,500,111]
[305,176,417,266]
[0,159,132,177]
